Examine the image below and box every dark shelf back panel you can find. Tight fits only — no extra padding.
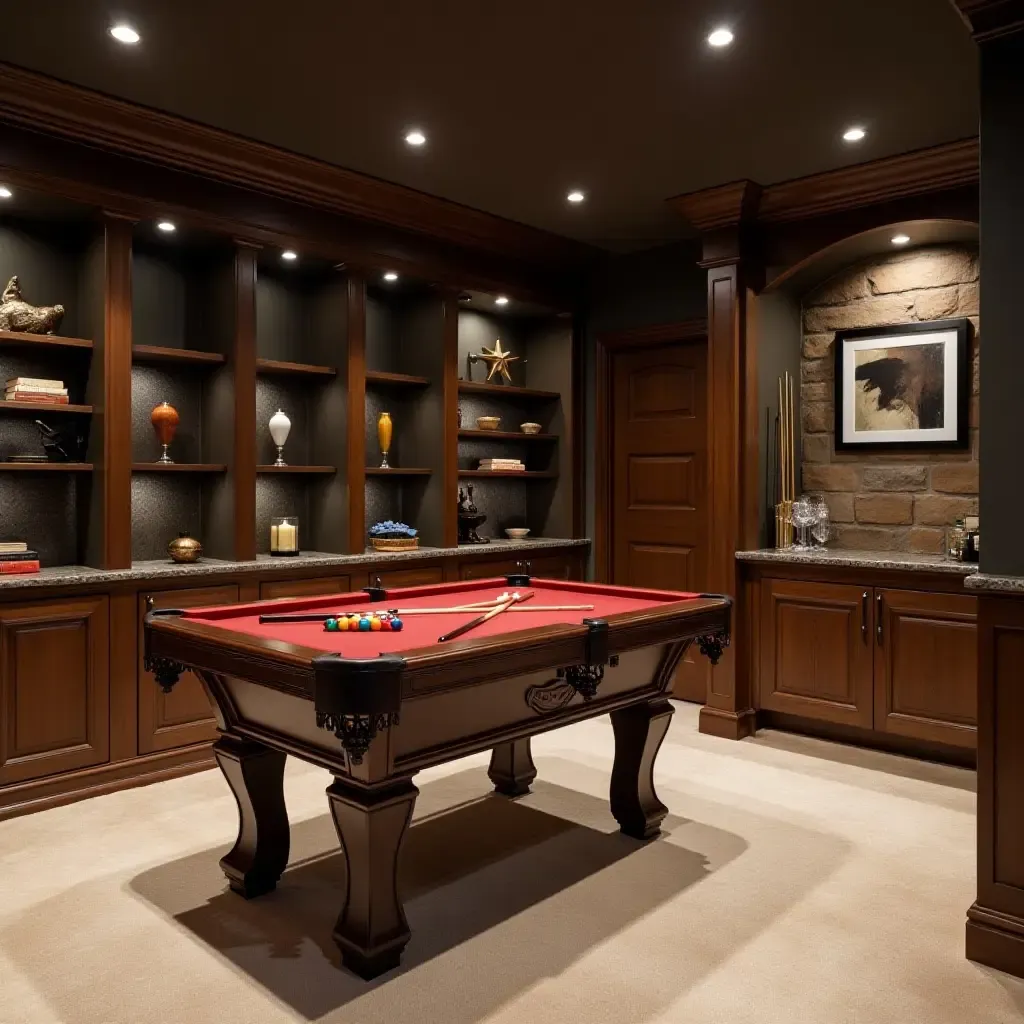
[131,474,205,562]
[0,473,86,566]
[256,376,315,467]
[255,475,311,555]
[460,477,529,539]
[131,365,206,464]
[364,475,433,545]
[458,436,556,474]
[256,264,346,367]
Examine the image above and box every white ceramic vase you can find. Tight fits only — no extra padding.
[269,409,291,466]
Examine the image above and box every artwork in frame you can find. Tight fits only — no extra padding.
[833,318,971,452]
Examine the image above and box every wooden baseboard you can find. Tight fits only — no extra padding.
[698,705,757,740]
[967,903,1024,979]
[0,744,216,821]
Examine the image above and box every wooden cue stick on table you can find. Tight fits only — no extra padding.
[257,598,587,624]
[437,590,533,643]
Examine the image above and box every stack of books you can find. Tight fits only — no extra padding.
[0,542,40,574]
[478,458,525,472]
[5,377,69,404]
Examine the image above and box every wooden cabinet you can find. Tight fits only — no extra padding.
[459,554,578,581]
[137,584,239,754]
[0,597,110,785]
[874,588,977,749]
[369,567,445,589]
[259,575,350,600]
[759,579,874,728]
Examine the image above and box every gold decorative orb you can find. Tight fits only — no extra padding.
[167,532,202,564]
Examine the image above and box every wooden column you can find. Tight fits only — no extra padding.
[441,292,460,547]
[669,182,761,739]
[232,244,258,561]
[346,273,367,553]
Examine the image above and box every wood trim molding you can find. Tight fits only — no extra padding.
[953,0,1024,40]
[0,63,593,273]
[667,181,761,232]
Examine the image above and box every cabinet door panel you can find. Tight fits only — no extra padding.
[260,575,350,600]
[760,579,873,727]
[138,584,238,753]
[370,567,444,589]
[874,588,977,749]
[0,597,110,784]
[460,555,575,582]
[459,558,521,581]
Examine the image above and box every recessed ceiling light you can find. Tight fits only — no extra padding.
[156,221,176,233]
[707,27,734,47]
[109,24,140,44]
[0,186,11,200]
[405,130,427,147]
[495,296,509,306]
[891,234,911,246]
[843,126,866,143]
[383,272,399,282]
[281,250,298,262]
[567,190,586,204]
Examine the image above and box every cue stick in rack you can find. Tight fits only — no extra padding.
[437,590,534,643]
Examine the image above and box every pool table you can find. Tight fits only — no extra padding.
[143,572,731,978]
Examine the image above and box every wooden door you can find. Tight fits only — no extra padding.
[874,588,977,749]
[0,597,110,784]
[759,579,874,728]
[137,584,238,754]
[610,339,708,700]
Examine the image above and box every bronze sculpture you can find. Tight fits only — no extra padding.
[0,276,65,334]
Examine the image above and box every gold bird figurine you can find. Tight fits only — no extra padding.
[478,339,519,383]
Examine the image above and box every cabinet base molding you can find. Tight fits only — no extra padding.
[0,744,215,822]
[698,704,757,741]
[967,903,1024,978]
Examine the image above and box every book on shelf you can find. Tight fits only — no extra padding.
[4,393,70,404]
[0,549,39,562]
[478,461,525,472]
[6,386,68,396]
[6,377,65,389]
[0,541,28,553]
[0,560,40,574]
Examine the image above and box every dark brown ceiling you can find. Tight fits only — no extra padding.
[0,0,978,251]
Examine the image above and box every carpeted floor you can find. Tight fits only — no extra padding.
[1,702,1022,1024]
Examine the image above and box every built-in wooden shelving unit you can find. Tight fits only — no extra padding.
[458,429,557,442]
[0,330,93,350]
[0,462,93,471]
[132,345,226,366]
[256,358,336,377]
[256,465,336,474]
[365,467,432,476]
[458,380,560,400]
[0,401,92,415]
[458,469,557,479]
[131,463,227,473]
[365,369,430,388]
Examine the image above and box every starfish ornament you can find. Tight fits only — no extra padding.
[478,339,520,383]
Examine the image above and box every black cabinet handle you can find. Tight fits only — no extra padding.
[876,593,883,645]
[861,591,868,641]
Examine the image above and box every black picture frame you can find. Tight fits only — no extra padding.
[833,318,971,453]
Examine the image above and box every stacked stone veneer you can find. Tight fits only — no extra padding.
[800,244,979,553]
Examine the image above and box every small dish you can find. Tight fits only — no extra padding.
[520,422,542,435]
[505,527,531,540]
[476,416,501,431]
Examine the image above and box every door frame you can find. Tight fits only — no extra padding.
[594,319,708,583]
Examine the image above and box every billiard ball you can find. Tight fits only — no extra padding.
[390,617,403,631]
[324,617,338,632]
[337,616,350,631]
[370,617,382,631]
[358,617,371,631]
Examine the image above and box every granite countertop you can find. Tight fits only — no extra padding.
[0,537,591,591]
[735,548,977,576]
[964,573,1024,594]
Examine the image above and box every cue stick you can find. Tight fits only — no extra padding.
[437,591,534,643]
[395,603,594,615]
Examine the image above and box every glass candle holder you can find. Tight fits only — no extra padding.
[270,516,299,556]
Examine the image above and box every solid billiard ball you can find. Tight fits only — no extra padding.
[337,616,350,631]
[358,618,371,631]
[324,617,338,632]
[390,617,403,631]
[370,617,382,631]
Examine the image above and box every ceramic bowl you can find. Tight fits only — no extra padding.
[520,422,542,434]
[505,527,531,540]
[476,416,501,431]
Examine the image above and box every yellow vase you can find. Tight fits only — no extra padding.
[377,411,393,469]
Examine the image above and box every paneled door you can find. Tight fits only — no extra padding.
[610,339,708,700]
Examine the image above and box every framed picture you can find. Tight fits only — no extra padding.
[833,318,971,452]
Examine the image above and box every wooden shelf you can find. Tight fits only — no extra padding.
[0,329,93,350]
[132,345,226,366]
[0,401,92,415]
[365,467,433,476]
[257,465,336,474]
[458,380,560,400]
[366,370,430,388]
[459,429,557,441]
[458,469,557,479]
[256,358,336,377]
[132,463,227,473]
[0,462,93,471]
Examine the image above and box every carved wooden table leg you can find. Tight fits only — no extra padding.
[609,699,674,839]
[327,776,418,979]
[488,738,537,795]
[215,735,290,898]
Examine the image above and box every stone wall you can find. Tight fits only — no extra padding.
[800,244,979,553]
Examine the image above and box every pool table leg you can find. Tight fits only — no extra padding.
[327,776,418,979]
[609,699,674,839]
[488,738,537,796]
[214,736,290,898]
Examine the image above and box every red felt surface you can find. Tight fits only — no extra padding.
[181,577,700,656]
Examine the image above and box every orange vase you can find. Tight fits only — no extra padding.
[151,401,179,464]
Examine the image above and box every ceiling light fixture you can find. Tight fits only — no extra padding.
[495,296,509,306]
[567,190,586,204]
[405,130,427,147]
[109,23,140,44]
[842,126,866,143]
[281,250,298,262]
[707,27,734,47]
[156,221,176,233]
[891,234,911,246]
[0,186,11,200]
[383,272,399,282]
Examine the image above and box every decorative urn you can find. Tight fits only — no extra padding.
[268,409,292,467]
[167,532,202,564]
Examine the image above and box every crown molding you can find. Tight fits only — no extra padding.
[952,0,1024,41]
[0,63,594,273]
[666,180,761,232]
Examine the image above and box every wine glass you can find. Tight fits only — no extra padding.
[790,496,819,550]
[805,492,831,546]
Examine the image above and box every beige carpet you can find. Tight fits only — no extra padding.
[1,703,1022,1024]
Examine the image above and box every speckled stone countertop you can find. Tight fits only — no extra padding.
[736,548,977,576]
[964,573,1024,594]
[0,538,590,591]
